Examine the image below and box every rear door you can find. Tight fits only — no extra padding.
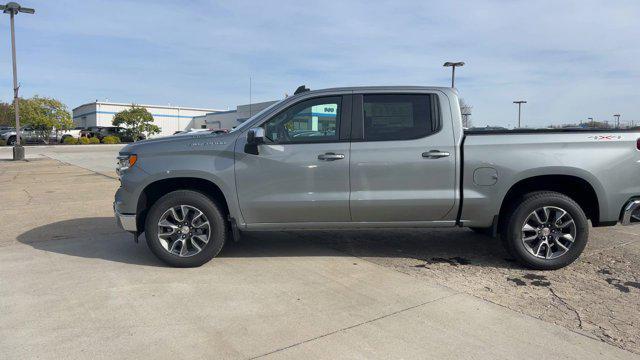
[349,92,457,222]
[235,95,352,224]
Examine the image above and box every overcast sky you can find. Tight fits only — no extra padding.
[0,0,638,127]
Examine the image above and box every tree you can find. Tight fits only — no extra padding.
[0,102,13,127]
[112,105,160,141]
[4,96,73,143]
[459,98,473,128]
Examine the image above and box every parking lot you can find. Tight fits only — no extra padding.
[1,147,639,359]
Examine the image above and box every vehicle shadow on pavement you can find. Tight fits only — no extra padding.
[17,217,515,269]
[223,228,517,269]
[17,217,164,267]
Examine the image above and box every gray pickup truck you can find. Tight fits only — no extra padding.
[114,86,640,269]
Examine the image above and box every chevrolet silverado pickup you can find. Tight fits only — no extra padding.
[114,86,640,269]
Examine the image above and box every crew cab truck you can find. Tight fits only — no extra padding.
[114,86,640,269]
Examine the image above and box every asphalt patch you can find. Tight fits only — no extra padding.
[604,278,640,294]
[523,273,547,281]
[507,274,551,287]
[428,257,471,266]
[507,277,526,286]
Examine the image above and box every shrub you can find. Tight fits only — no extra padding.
[102,135,121,144]
[0,139,6,146]
[78,137,90,145]
[63,136,78,145]
[88,137,100,144]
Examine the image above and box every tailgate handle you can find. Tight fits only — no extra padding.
[422,150,450,159]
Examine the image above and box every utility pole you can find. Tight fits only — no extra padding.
[249,76,252,118]
[461,113,471,128]
[613,114,621,129]
[0,2,34,160]
[513,100,527,128]
[443,62,465,88]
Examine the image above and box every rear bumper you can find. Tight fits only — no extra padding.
[621,199,640,226]
[114,203,137,232]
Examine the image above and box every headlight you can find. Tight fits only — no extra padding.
[116,154,137,174]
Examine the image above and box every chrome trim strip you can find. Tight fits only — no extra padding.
[621,199,640,226]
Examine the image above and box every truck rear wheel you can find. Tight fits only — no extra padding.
[502,191,589,270]
[144,190,227,267]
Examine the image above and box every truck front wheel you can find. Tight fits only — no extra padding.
[502,191,589,270]
[144,190,227,267]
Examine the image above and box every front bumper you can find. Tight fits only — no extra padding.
[621,199,640,226]
[114,203,137,232]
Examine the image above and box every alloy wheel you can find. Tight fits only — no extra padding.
[157,205,211,257]
[521,206,576,260]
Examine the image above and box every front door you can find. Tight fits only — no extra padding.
[235,95,351,224]
[349,93,457,222]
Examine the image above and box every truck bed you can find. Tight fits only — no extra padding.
[459,129,640,228]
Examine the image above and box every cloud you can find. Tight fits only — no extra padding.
[0,0,637,126]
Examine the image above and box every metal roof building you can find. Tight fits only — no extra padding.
[72,101,223,137]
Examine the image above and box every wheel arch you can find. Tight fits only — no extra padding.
[497,174,602,232]
[136,177,230,232]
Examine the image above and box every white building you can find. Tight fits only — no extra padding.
[191,100,278,131]
[72,101,223,137]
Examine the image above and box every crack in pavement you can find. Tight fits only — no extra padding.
[249,293,458,359]
[549,287,583,329]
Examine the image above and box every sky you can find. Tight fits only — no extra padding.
[0,0,638,128]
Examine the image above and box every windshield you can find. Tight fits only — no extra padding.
[230,99,284,133]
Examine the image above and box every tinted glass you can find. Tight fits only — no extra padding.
[262,96,341,143]
[363,94,436,141]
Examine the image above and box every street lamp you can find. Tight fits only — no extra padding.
[443,61,465,88]
[513,100,527,128]
[0,2,34,161]
[613,114,621,129]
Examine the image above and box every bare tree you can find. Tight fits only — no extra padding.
[459,98,472,128]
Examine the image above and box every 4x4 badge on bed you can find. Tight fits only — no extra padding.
[587,135,622,140]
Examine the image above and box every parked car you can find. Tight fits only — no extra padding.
[114,85,640,269]
[0,126,14,137]
[1,126,82,145]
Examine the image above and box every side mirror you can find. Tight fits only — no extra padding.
[246,127,265,145]
[245,127,265,155]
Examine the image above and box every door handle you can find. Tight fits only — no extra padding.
[317,152,345,161]
[422,150,450,159]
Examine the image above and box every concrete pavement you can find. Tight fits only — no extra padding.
[0,157,638,359]
[0,144,124,176]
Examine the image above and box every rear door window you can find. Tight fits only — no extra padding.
[362,94,439,141]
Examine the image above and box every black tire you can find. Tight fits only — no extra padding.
[145,190,227,267]
[7,136,16,146]
[469,226,494,237]
[501,191,589,270]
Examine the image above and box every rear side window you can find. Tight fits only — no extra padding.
[362,94,438,141]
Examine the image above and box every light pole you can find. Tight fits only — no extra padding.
[513,100,527,128]
[613,114,621,129]
[443,61,464,88]
[0,2,34,160]
[461,112,471,128]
